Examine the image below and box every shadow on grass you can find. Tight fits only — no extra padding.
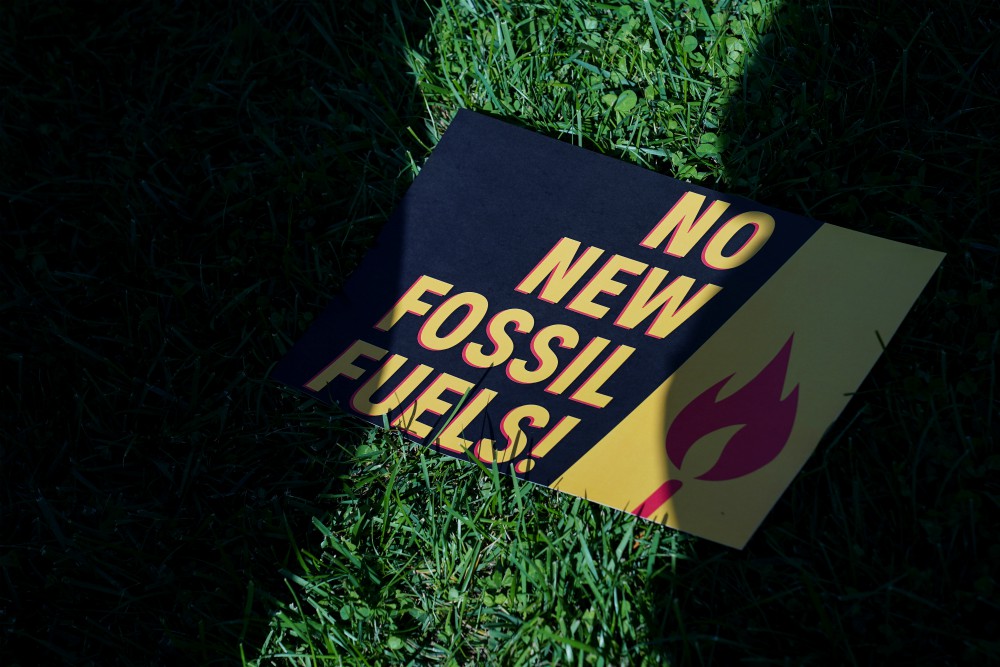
[639,0,998,663]
[0,1,429,664]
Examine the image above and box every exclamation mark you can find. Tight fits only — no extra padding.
[513,416,581,474]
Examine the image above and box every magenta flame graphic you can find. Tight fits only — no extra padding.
[633,334,799,519]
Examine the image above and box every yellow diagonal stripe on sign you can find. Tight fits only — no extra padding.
[551,224,944,548]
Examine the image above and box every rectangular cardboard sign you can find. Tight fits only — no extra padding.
[272,110,944,548]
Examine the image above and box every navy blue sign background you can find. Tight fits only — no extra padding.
[272,110,821,486]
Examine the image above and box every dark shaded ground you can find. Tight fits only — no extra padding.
[1,1,431,663]
[639,1,998,663]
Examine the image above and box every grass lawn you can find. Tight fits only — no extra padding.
[2,0,997,665]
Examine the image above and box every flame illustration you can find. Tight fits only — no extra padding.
[633,334,799,519]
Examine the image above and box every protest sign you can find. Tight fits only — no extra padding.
[272,110,944,547]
